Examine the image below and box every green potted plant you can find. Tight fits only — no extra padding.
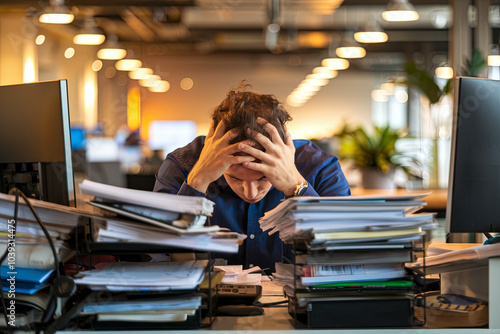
[404,48,487,188]
[337,124,418,189]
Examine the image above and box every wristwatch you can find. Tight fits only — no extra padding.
[285,181,308,199]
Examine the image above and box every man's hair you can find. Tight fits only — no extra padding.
[211,82,292,150]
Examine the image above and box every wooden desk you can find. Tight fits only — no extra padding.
[58,258,500,333]
[350,188,448,211]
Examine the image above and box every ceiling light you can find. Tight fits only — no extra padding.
[115,59,142,71]
[321,58,350,70]
[488,45,500,66]
[129,68,153,80]
[73,17,106,45]
[307,71,337,80]
[39,0,74,24]
[382,0,419,22]
[312,67,338,79]
[354,20,388,44]
[371,89,389,102]
[97,35,127,60]
[435,64,454,79]
[149,80,171,93]
[139,75,161,87]
[380,81,395,95]
[336,32,366,59]
[304,76,329,86]
[488,55,500,67]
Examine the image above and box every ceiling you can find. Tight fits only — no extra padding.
[2,0,500,71]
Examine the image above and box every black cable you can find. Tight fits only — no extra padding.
[0,188,19,333]
[7,188,61,279]
[2,188,62,330]
[254,299,288,307]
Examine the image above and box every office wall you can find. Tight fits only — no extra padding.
[97,54,375,141]
[0,14,29,85]
[0,12,376,142]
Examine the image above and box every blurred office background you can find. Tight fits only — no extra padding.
[0,0,497,205]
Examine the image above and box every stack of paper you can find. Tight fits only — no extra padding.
[74,260,208,291]
[260,193,436,327]
[73,260,209,328]
[0,191,124,270]
[260,194,435,244]
[82,294,203,326]
[79,180,246,253]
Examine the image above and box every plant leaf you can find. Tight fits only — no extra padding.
[462,48,487,77]
[404,62,443,104]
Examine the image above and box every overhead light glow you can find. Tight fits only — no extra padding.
[73,33,106,45]
[35,35,46,45]
[312,67,338,78]
[129,68,153,80]
[115,59,142,71]
[382,0,419,22]
[149,80,171,93]
[435,65,454,79]
[321,58,350,70]
[97,35,127,60]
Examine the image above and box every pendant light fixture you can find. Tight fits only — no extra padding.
[336,31,366,59]
[435,63,454,79]
[115,59,142,71]
[321,57,350,70]
[382,0,419,22]
[39,0,74,24]
[73,17,106,45]
[354,19,388,44]
[97,35,127,60]
[488,45,500,67]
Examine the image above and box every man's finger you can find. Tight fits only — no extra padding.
[256,117,282,143]
[285,131,294,147]
[212,120,227,139]
[206,121,216,139]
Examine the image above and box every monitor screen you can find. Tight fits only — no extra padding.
[0,80,75,206]
[446,77,500,233]
[148,120,197,155]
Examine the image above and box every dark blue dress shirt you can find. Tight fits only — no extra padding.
[154,136,350,272]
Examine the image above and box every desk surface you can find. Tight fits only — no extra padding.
[55,251,500,334]
[350,188,448,210]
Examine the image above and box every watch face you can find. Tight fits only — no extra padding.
[296,183,308,196]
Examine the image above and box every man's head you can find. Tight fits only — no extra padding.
[212,82,292,203]
[211,82,292,151]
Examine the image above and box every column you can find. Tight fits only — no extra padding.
[474,0,490,78]
[449,0,471,75]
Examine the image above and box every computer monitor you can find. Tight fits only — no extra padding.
[446,77,500,235]
[0,80,75,206]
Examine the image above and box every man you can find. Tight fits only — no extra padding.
[154,83,350,272]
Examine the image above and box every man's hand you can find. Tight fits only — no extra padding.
[239,117,307,197]
[187,121,255,193]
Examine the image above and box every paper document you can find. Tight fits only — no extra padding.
[406,243,500,274]
[88,201,219,234]
[95,219,242,253]
[82,295,202,314]
[74,260,207,290]
[301,270,408,285]
[80,179,215,216]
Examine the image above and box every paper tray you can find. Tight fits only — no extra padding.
[289,295,415,328]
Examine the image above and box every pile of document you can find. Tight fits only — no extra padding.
[260,193,437,328]
[0,192,95,329]
[75,180,249,329]
[72,260,209,328]
[79,180,246,253]
[0,193,82,271]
